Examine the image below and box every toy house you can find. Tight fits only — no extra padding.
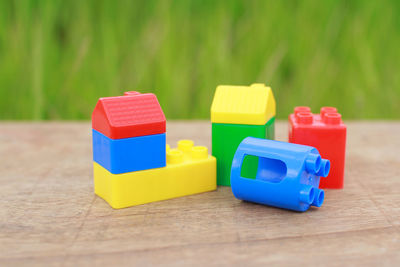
[211,83,276,186]
[92,91,166,174]
[92,91,216,209]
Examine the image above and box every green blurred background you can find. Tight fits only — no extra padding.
[0,0,399,120]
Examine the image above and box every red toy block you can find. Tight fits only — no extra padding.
[92,91,166,139]
[289,106,346,189]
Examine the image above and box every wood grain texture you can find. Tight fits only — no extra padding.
[0,121,399,266]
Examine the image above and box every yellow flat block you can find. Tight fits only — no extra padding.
[211,83,276,125]
[94,140,216,209]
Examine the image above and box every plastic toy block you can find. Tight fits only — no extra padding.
[212,118,274,186]
[92,91,166,139]
[231,137,330,212]
[211,83,276,125]
[93,140,216,209]
[289,106,346,189]
[92,129,166,174]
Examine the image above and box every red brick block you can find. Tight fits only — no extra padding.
[289,106,346,189]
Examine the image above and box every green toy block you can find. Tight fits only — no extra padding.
[212,117,275,186]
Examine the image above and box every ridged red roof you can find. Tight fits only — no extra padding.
[92,92,166,139]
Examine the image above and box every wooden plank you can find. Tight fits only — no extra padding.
[0,121,399,266]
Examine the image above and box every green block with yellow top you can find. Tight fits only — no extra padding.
[210,83,276,186]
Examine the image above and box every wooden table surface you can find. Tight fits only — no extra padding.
[1,121,399,266]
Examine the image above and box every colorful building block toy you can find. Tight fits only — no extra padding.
[92,91,217,209]
[92,129,166,174]
[289,106,346,189]
[92,91,166,139]
[231,137,330,212]
[94,140,216,209]
[211,83,276,186]
[92,92,166,174]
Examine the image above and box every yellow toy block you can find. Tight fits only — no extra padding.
[210,83,276,125]
[94,140,216,209]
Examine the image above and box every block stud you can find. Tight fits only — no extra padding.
[124,91,141,96]
[324,113,341,125]
[299,185,316,205]
[294,106,311,115]
[296,112,313,124]
[312,188,325,207]
[167,149,184,164]
[191,146,208,160]
[250,83,266,88]
[305,153,321,175]
[320,107,337,119]
[178,140,194,153]
[317,159,330,177]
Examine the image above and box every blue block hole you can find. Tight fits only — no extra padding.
[241,154,287,183]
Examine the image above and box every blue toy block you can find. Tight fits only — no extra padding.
[92,129,166,174]
[230,137,330,212]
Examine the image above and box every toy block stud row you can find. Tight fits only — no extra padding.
[289,106,346,189]
[231,137,330,212]
[211,83,276,186]
[92,91,166,174]
[94,140,216,209]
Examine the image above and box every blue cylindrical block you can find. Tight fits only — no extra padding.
[230,137,330,212]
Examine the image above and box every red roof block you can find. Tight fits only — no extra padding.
[92,92,166,139]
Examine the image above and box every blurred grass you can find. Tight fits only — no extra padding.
[0,0,399,120]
